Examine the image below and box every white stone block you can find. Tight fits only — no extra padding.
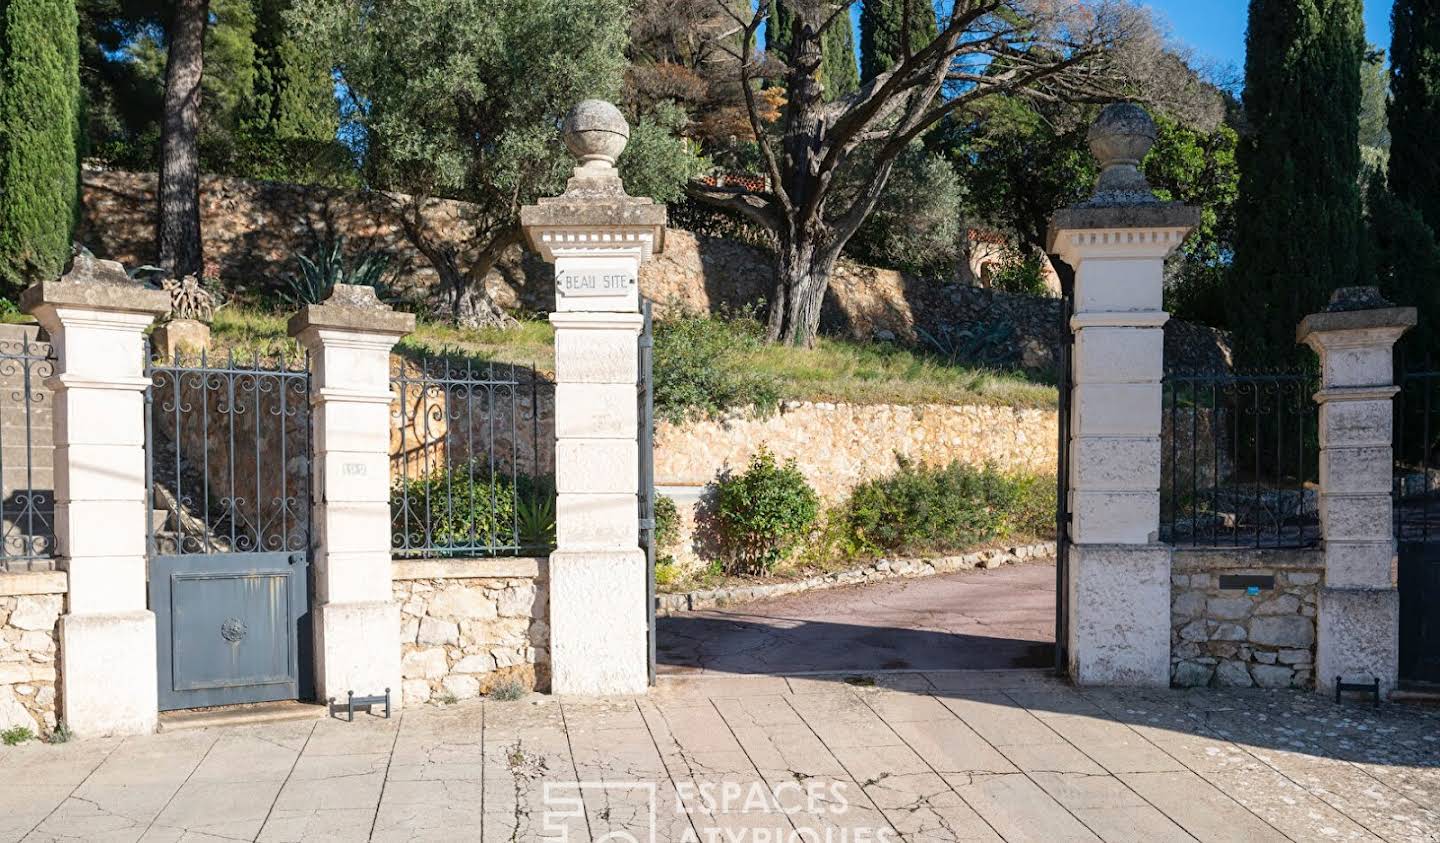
[59,610,158,736]
[54,388,145,446]
[1066,544,1171,687]
[555,383,638,439]
[55,500,145,558]
[65,555,147,613]
[1319,446,1393,495]
[556,493,639,550]
[315,451,390,503]
[1318,493,1393,542]
[1070,436,1161,492]
[548,549,648,695]
[313,600,403,706]
[557,439,639,495]
[311,339,395,392]
[555,327,640,384]
[1070,490,1159,545]
[49,317,151,379]
[1074,257,1165,313]
[53,444,145,502]
[1324,540,1396,589]
[313,399,392,454]
[1315,587,1398,697]
[314,501,391,556]
[1073,327,1164,384]
[1071,384,1162,436]
[1320,344,1396,390]
[1319,400,1393,448]
[316,551,396,604]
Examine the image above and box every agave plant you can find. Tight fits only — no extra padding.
[283,238,392,306]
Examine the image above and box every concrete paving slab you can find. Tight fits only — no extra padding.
[4,679,1439,841]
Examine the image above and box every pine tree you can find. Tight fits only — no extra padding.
[1389,0,1440,234]
[1229,0,1366,363]
[859,0,937,82]
[0,0,81,294]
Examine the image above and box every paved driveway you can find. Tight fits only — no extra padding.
[3,671,1439,842]
[658,560,1057,675]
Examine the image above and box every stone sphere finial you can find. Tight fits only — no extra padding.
[563,100,630,171]
[1086,102,1158,202]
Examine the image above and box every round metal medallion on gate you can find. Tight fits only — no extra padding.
[220,617,248,642]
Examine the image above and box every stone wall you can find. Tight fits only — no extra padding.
[656,400,1058,500]
[393,559,549,707]
[0,572,64,735]
[78,168,1231,373]
[1170,548,1322,689]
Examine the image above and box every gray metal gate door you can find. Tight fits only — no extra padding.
[146,351,314,711]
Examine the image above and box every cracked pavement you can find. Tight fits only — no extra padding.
[2,670,1438,841]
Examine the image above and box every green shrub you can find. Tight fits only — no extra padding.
[990,249,1054,297]
[652,309,780,424]
[654,495,680,550]
[714,447,820,575]
[654,557,679,589]
[488,678,526,702]
[392,468,555,552]
[843,459,1056,557]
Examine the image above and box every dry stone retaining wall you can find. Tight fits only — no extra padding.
[0,573,64,734]
[656,400,1057,500]
[1170,548,1322,689]
[394,559,549,707]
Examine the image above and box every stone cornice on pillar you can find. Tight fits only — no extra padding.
[521,200,667,263]
[286,284,416,344]
[1297,307,1417,350]
[1047,205,1200,266]
[20,256,171,322]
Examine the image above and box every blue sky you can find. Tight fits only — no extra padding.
[1145,1,1395,70]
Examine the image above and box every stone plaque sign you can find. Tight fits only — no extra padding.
[556,270,636,297]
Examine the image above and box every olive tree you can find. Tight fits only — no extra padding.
[291,0,700,326]
[690,0,1150,346]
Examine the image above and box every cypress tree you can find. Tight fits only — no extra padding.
[1229,0,1366,363]
[0,0,81,294]
[240,0,341,180]
[821,7,858,99]
[1389,0,1440,234]
[859,0,937,82]
[769,1,858,100]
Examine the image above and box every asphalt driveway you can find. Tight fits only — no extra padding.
[657,559,1057,675]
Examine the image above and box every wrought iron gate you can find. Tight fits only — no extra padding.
[638,299,657,686]
[145,350,314,710]
[1396,359,1440,685]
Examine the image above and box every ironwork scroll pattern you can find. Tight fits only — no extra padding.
[146,351,312,556]
[0,335,55,570]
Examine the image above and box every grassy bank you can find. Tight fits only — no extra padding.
[193,306,1055,409]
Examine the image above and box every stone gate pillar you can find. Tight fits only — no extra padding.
[289,285,415,706]
[1048,105,1199,686]
[22,257,170,736]
[521,100,665,695]
[1298,289,1414,698]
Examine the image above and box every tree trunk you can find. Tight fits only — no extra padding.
[774,242,835,347]
[158,0,208,277]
